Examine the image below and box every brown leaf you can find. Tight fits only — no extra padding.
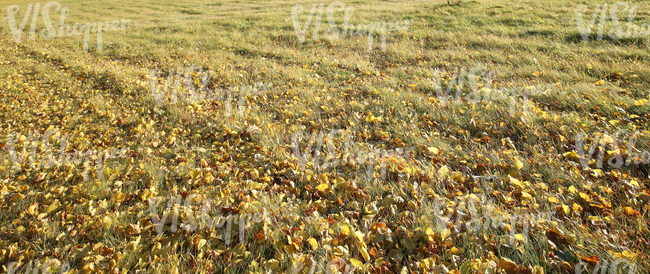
[546,229,568,245]
[497,258,517,274]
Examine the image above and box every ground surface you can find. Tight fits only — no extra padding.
[0,0,649,273]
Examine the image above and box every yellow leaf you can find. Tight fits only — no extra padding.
[548,196,559,204]
[350,258,363,267]
[438,165,449,179]
[572,203,583,213]
[250,169,259,180]
[565,151,579,161]
[359,246,370,262]
[113,192,126,203]
[561,204,570,215]
[450,247,461,255]
[402,238,416,251]
[515,234,526,243]
[27,203,39,215]
[308,238,318,251]
[333,246,349,257]
[197,239,207,250]
[8,193,24,204]
[340,224,353,236]
[511,177,525,190]
[568,186,577,194]
[44,201,59,214]
[264,259,281,272]
[316,183,331,193]
[621,250,637,260]
[515,158,524,170]
[318,173,329,183]
[595,80,605,85]
[440,228,451,241]
[353,231,365,247]
[422,258,436,268]
[460,260,479,273]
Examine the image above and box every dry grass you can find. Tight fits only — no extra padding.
[0,0,649,273]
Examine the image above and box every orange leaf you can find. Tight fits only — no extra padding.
[371,223,387,230]
[623,207,640,218]
[581,255,600,265]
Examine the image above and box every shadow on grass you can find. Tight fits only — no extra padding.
[565,32,647,47]
[519,29,556,38]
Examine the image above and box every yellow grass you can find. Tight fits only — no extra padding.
[0,0,649,273]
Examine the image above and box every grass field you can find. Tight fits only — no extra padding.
[0,0,649,273]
